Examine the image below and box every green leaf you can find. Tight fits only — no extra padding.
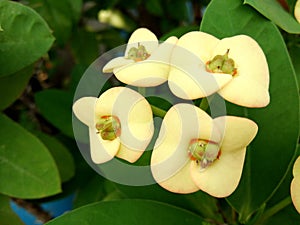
[288,45,300,88]
[45,199,205,225]
[35,89,73,138]
[27,0,82,44]
[0,114,61,198]
[73,176,124,208]
[244,0,300,33]
[36,132,75,183]
[0,194,24,225]
[0,0,54,77]
[0,65,33,110]
[201,0,299,221]
[115,184,223,223]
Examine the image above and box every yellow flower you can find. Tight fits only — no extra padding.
[168,31,270,107]
[72,87,154,163]
[151,103,258,197]
[291,156,300,213]
[103,28,178,87]
[295,0,300,23]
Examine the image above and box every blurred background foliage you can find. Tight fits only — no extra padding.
[0,0,299,224]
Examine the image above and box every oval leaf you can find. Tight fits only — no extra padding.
[0,65,33,110]
[35,90,73,138]
[0,0,54,77]
[201,0,299,221]
[0,114,61,198]
[45,199,205,225]
[0,195,24,225]
[244,0,300,34]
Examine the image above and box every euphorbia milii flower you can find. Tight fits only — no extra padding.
[291,156,300,213]
[151,103,258,197]
[295,0,300,23]
[72,87,154,164]
[103,28,178,87]
[168,31,270,107]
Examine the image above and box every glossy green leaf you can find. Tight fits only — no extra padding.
[289,45,300,88]
[0,114,61,198]
[0,195,24,225]
[45,199,205,225]
[201,0,299,221]
[0,0,54,77]
[0,65,33,110]
[27,0,82,44]
[244,0,300,33]
[73,176,124,208]
[36,133,75,183]
[115,184,223,223]
[35,89,73,138]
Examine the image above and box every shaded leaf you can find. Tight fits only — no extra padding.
[0,114,61,198]
[0,194,24,225]
[35,89,73,138]
[27,0,82,44]
[0,65,33,110]
[36,133,75,183]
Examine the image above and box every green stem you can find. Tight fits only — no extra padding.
[151,105,167,118]
[199,98,209,111]
[255,196,292,225]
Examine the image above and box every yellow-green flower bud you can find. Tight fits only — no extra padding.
[96,115,121,141]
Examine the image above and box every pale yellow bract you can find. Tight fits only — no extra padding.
[72,87,154,164]
[295,0,300,23]
[291,156,300,213]
[168,31,270,107]
[151,104,258,198]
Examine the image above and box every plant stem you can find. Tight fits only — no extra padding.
[254,196,292,225]
[151,105,167,118]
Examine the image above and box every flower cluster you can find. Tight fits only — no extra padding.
[73,28,270,198]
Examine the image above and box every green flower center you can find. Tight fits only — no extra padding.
[126,43,150,62]
[188,139,221,170]
[95,115,121,141]
[206,49,237,76]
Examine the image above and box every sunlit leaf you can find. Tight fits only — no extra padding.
[0,114,61,198]
[45,199,205,225]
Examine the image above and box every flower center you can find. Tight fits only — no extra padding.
[126,43,150,62]
[188,139,221,171]
[95,115,121,141]
[206,49,237,76]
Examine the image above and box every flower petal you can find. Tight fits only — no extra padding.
[116,143,145,163]
[190,148,246,198]
[89,127,120,164]
[125,28,158,56]
[114,37,178,87]
[291,177,300,213]
[293,156,300,178]
[103,57,134,73]
[218,76,270,107]
[151,104,221,193]
[214,35,270,107]
[72,97,97,127]
[213,116,258,153]
[95,87,154,162]
[168,32,232,99]
[295,0,300,23]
